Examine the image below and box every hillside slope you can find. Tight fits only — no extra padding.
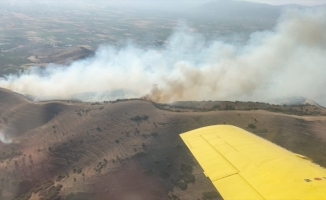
[1,88,326,200]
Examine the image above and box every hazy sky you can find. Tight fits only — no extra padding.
[3,0,326,7]
[245,0,326,5]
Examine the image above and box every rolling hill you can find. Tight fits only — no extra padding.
[1,88,326,199]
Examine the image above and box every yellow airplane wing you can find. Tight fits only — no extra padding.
[180,125,326,200]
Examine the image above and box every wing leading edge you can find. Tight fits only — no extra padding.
[180,125,326,199]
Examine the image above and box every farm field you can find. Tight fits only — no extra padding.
[0,1,274,76]
[1,88,326,199]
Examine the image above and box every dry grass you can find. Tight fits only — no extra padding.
[1,88,326,199]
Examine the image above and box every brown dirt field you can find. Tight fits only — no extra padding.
[27,46,94,64]
[1,88,326,200]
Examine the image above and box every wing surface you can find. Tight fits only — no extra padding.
[180,125,326,200]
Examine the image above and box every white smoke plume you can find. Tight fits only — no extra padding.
[0,129,13,144]
[1,8,326,105]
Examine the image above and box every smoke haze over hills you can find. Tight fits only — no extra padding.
[0,8,326,105]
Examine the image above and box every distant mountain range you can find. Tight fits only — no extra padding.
[196,0,280,20]
[190,0,326,21]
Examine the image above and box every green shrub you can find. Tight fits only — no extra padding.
[66,192,93,200]
[202,191,219,200]
[130,115,149,122]
[248,123,256,129]
[172,179,187,190]
[159,171,170,179]
[135,152,146,158]
[77,168,82,174]
[151,132,158,136]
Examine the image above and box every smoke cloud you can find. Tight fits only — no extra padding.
[1,8,326,105]
[0,129,13,144]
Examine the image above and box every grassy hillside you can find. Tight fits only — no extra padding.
[1,88,326,199]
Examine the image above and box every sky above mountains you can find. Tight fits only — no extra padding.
[2,0,326,10]
[247,0,326,5]
[3,0,326,6]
